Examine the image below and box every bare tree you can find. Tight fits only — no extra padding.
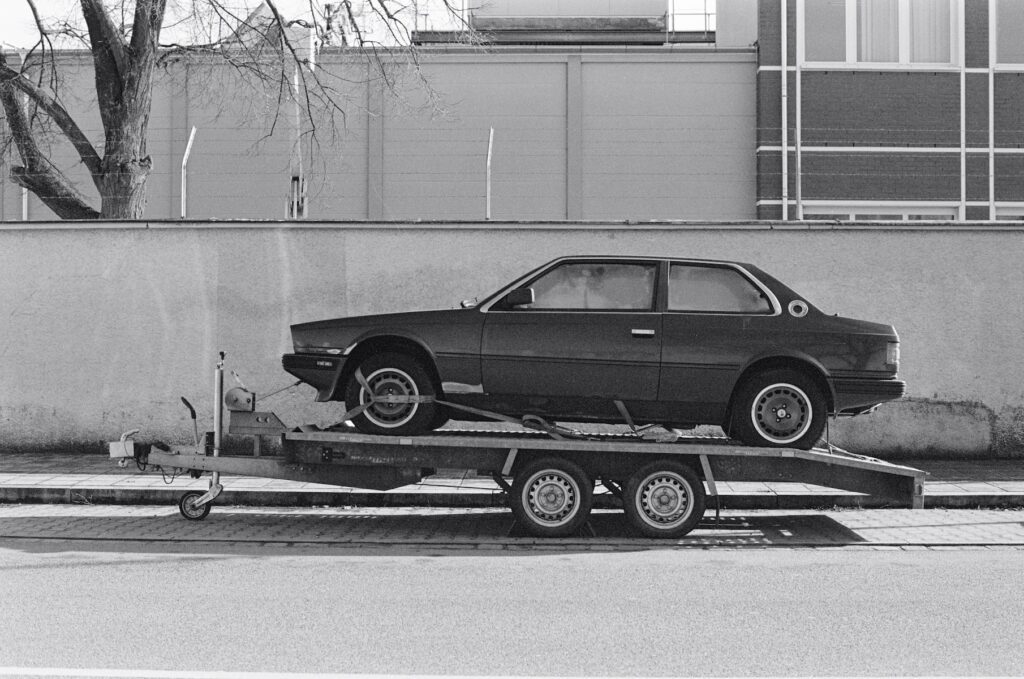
[0,0,472,220]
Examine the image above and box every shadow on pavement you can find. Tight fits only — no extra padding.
[0,508,866,554]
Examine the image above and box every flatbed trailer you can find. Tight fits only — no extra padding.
[112,358,925,539]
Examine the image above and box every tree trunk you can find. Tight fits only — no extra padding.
[97,155,151,218]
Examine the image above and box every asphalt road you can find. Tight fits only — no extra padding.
[1,541,1022,677]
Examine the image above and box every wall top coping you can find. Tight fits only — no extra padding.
[1,220,1022,233]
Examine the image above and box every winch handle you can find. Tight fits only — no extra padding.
[180,396,197,421]
[181,397,200,446]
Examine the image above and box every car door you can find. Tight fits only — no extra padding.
[481,260,662,401]
[659,262,778,421]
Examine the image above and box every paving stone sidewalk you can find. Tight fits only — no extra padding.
[0,505,1022,548]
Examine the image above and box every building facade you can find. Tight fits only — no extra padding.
[757,0,1024,221]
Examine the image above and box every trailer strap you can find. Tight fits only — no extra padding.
[343,367,592,442]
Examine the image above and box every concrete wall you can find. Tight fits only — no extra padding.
[2,49,757,223]
[1,220,1022,458]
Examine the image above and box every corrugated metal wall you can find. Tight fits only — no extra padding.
[1,49,757,222]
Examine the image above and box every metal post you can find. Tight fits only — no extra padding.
[180,126,196,218]
[188,352,225,508]
[486,127,494,220]
[211,352,224,492]
[780,0,789,221]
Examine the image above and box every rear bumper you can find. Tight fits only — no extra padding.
[831,376,906,414]
[282,353,347,402]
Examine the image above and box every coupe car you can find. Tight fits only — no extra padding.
[282,256,905,450]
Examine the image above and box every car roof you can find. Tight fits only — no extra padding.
[548,255,757,269]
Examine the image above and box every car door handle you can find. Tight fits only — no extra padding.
[631,329,656,337]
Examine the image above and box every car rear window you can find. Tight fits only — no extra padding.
[669,264,773,314]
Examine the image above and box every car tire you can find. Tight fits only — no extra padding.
[344,352,441,436]
[510,457,593,538]
[732,368,827,450]
[622,460,705,539]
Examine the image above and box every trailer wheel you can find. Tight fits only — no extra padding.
[510,458,593,537]
[344,352,439,436]
[623,461,705,539]
[731,368,826,450]
[178,491,212,520]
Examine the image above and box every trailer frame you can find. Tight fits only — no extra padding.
[115,357,926,539]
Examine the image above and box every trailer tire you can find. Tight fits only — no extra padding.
[510,458,593,537]
[623,461,705,539]
[344,352,440,436]
[731,368,826,450]
[179,491,212,521]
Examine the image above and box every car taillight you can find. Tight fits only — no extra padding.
[886,341,900,370]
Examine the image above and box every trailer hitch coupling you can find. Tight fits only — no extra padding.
[109,429,140,468]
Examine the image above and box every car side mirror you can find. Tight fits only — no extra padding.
[504,288,535,307]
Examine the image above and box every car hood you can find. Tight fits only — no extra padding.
[290,308,471,351]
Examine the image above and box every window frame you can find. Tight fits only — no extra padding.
[489,259,661,313]
[800,0,960,70]
[666,262,780,317]
[801,202,960,221]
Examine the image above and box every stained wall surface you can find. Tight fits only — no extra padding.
[1,221,1021,458]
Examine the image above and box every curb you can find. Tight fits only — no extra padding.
[3,485,1022,510]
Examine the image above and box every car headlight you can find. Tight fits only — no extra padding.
[301,347,344,356]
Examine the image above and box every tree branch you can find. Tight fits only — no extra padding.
[80,0,128,80]
[80,0,129,139]
[0,54,103,183]
[130,0,168,57]
[0,74,99,219]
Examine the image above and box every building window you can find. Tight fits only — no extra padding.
[803,0,956,66]
[805,0,846,61]
[858,0,899,62]
[802,205,958,220]
[995,207,1024,221]
[996,0,1024,64]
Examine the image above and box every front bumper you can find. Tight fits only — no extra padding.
[282,353,348,401]
[831,376,906,414]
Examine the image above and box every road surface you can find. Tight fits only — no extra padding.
[1,536,1022,677]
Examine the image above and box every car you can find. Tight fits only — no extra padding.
[282,256,905,450]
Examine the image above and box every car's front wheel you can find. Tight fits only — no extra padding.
[344,352,441,436]
[731,368,827,450]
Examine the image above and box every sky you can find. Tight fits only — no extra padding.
[0,0,349,50]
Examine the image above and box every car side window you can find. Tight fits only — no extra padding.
[669,264,773,314]
[526,263,657,311]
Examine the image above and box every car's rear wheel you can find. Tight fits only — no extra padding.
[731,368,827,450]
[344,352,440,436]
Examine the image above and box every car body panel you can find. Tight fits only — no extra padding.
[282,256,906,429]
[481,311,662,400]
